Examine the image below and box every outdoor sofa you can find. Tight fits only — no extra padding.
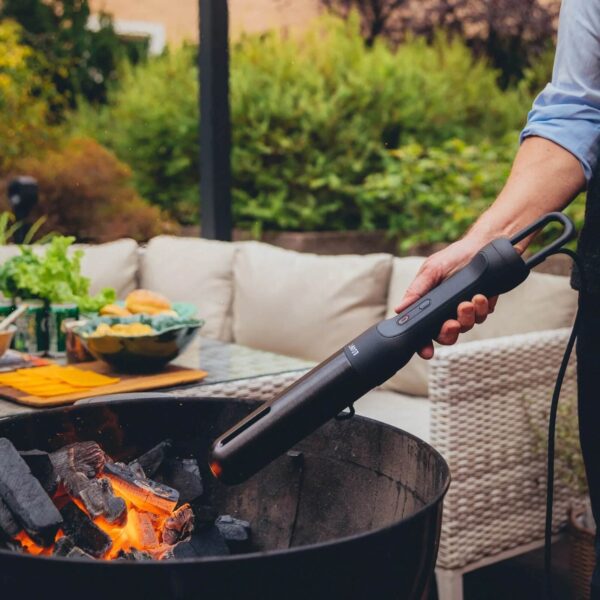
[0,237,578,600]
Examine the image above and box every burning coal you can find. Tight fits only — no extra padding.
[0,438,251,561]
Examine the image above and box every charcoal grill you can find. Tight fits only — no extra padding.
[0,396,449,599]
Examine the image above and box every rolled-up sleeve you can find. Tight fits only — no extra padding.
[520,0,600,183]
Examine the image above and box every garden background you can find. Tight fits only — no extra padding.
[0,0,582,251]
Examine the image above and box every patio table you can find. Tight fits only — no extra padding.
[171,336,314,399]
[0,336,314,420]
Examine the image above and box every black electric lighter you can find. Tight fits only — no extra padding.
[210,212,576,484]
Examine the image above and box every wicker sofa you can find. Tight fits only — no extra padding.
[0,236,579,599]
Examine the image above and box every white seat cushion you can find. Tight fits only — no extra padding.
[354,389,431,444]
[140,236,236,341]
[383,256,578,396]
[232,242,393,361]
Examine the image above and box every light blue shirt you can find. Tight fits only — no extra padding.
[520,0,600,182]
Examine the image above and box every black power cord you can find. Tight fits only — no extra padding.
[543,247,584,599]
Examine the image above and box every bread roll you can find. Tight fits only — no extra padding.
[100,304,132,317]
[125,289,171,315]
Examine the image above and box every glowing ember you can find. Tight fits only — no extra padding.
[0,437,248,562]
[14,530,54,556]
[5,442,195,561]
[77,477,192,559]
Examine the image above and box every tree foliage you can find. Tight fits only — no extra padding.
[0,19,171,243]
[0,0,147,107]
[74,16,532,238]
[0,21,60,171]
[321,0,560,84]
[320,0,409,45]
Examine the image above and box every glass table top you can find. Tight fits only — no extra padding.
[173,336,314,385]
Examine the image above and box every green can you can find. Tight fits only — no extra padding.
[49,303,79,357]
[0,300,15,319]
[14,300,48,356]
[1,301,15,350]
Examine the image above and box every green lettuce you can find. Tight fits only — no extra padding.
[0,236,116,311]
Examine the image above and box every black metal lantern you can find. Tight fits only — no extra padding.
[7,177,38,244]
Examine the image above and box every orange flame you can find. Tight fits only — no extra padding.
[13,530,64,556]
[74,487,173,559]
[13,479,186,560]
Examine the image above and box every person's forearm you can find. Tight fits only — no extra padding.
[397,136,586,354]
[466,136,586,251]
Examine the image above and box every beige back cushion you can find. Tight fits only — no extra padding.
[0,246,20,266]
[0,239,139,300]
[140,236,236,341]
[384,256,578,396]
[74,239,139,298]
[233,242,393,361]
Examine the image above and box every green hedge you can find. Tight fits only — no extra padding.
[72,48,199,223]
[358,137,516,248]
[74,15,543,242]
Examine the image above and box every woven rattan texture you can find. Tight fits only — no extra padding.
[170,371,310,401]
[430,328,577,569]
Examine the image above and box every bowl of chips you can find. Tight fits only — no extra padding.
[73,311,204,373]
[0,325,16,359]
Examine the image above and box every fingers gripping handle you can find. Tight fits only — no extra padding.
[345,237,529,384]
[345,211,576,385]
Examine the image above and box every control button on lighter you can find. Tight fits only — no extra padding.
[397,314,410,325]
[419,299,431,310]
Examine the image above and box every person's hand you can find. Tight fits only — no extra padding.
[395,237,498,359]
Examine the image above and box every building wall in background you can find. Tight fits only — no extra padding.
[228,0,320,36]
[90,0,320,46]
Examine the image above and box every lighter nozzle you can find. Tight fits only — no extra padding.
[207,351,364,485]
[209,459,223,480]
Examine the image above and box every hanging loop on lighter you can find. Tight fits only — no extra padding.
[509,212,576,269]
[335,404,355,421]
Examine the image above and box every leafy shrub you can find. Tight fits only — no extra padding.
[357,137,516,248]
[72,49,200,223]
[519,45,555,97]
[0,20,60,171]
[74,16,530,231]
[364,137,584,250]
[359,135,584,249]
[7,138,177,242]
[232,136,515,240]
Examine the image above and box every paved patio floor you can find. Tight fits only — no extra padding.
[462,538,572,599]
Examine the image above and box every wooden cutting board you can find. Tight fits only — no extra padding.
[0,361,208,408]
